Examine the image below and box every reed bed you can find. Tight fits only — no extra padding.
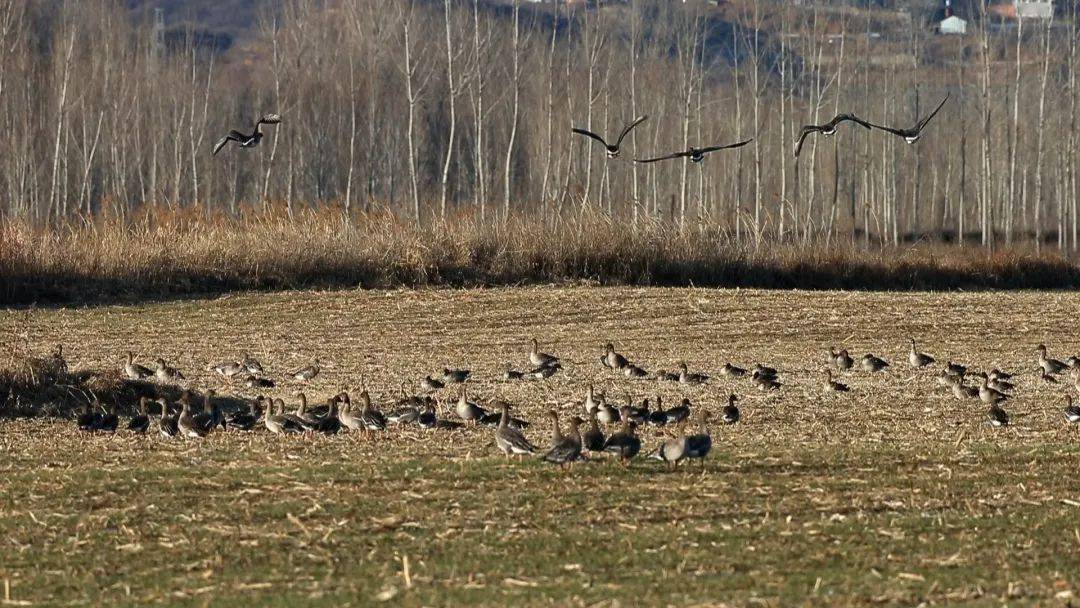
[3,207,1080,305]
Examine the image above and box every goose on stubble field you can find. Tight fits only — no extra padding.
[823,370,850,393]
[601,343,630,370]
[528,338,560,368]
[543,416,585,468]
[722,394,740,424]
[495,403,536,458]
[212,113,282,156]
[861,353,889,373]
[572,115,648,159]
[1036,345,1068,376]
[602,407,641,464]
[1065,396,1080,424]
[124,351,153,380]
[292,359,320,382]
[128,397,151,433]
[908,339,935,368]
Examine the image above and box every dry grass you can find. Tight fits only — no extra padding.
[3,208,1080,305]
[0,286,1079,605]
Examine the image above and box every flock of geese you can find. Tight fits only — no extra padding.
[213,95,949,164]
[71,337,1080,469]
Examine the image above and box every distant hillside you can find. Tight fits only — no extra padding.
[125,0,281,51]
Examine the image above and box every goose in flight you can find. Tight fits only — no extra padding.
[634,139,752,164]
[571,115,648,159]
[212,114,282,156]
[867,95,948,144]
[793,113,872,158]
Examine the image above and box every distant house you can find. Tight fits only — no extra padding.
[939,15,968,34]
[989,0,1055,20]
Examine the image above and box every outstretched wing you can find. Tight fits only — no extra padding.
[916,94,949,131]
[865,121,908,138]
[613,115,648,147]
[571,127,610,149]
[633,151,690,164]
[258,113,283,125]
[212,135,233,156]
[698,139,753,155]
[835,113,873,130]
[793,127,817,158]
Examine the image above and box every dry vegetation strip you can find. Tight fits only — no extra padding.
[4,213,1080,306]
[1,287,1079,605]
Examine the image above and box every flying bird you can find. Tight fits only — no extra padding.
[867,95,949,144]
[793,113,873,158]
[634,139,752,164]
[571,115,648,159]
[212,114,283,156]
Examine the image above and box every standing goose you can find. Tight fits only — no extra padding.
[581,410,605,453]
[867,95,949,144]
[291,359,320,382]
[192,389,224,434]
[212,113,282,156]
[977,376,1008,405]
[571,115,648,159]
[987,403,1009,427]
[241,353,265,376]
[823,370,850,393]
[860,353,889,373]
[583,384,599,415]
[153,358,186,382]
[908,339,935,368]
[528,338,559,368]
[678,362,709,385]
[177,395,208,438]
[793,113,873,158]
[647,395,669,426]
[600,343,629,370]
[293,392,320,428]
[721,394,740,424]
[357,386,387,431]
[834,349,855,371]
[662,398,692,425]
[650,424,689,469]
[602,407,642,464]
[158,398,179,437]
[336,392,365,433]
[1064,396,1080,424]
[495,403,536,458]
[128,397,151,433]
[264,398,303,434]
[635,139,753,164]
[543,416,585,468]
[684,411,712,468]
[123,352,153,380]
[1036,345,1068,375]
[454,386,488,424]
[597,396,621,426]
[949,377,980,401]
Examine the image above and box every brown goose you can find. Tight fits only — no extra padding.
[601,343,630,370]
[602,407,642,464]
[495,403,536,458]
[543,416,584,468]
[581,410,605,453]
[128,397,151,433]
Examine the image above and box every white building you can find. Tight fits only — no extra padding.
[939,15,967,35]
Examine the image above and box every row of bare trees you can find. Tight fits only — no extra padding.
[2,0,1079,249]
